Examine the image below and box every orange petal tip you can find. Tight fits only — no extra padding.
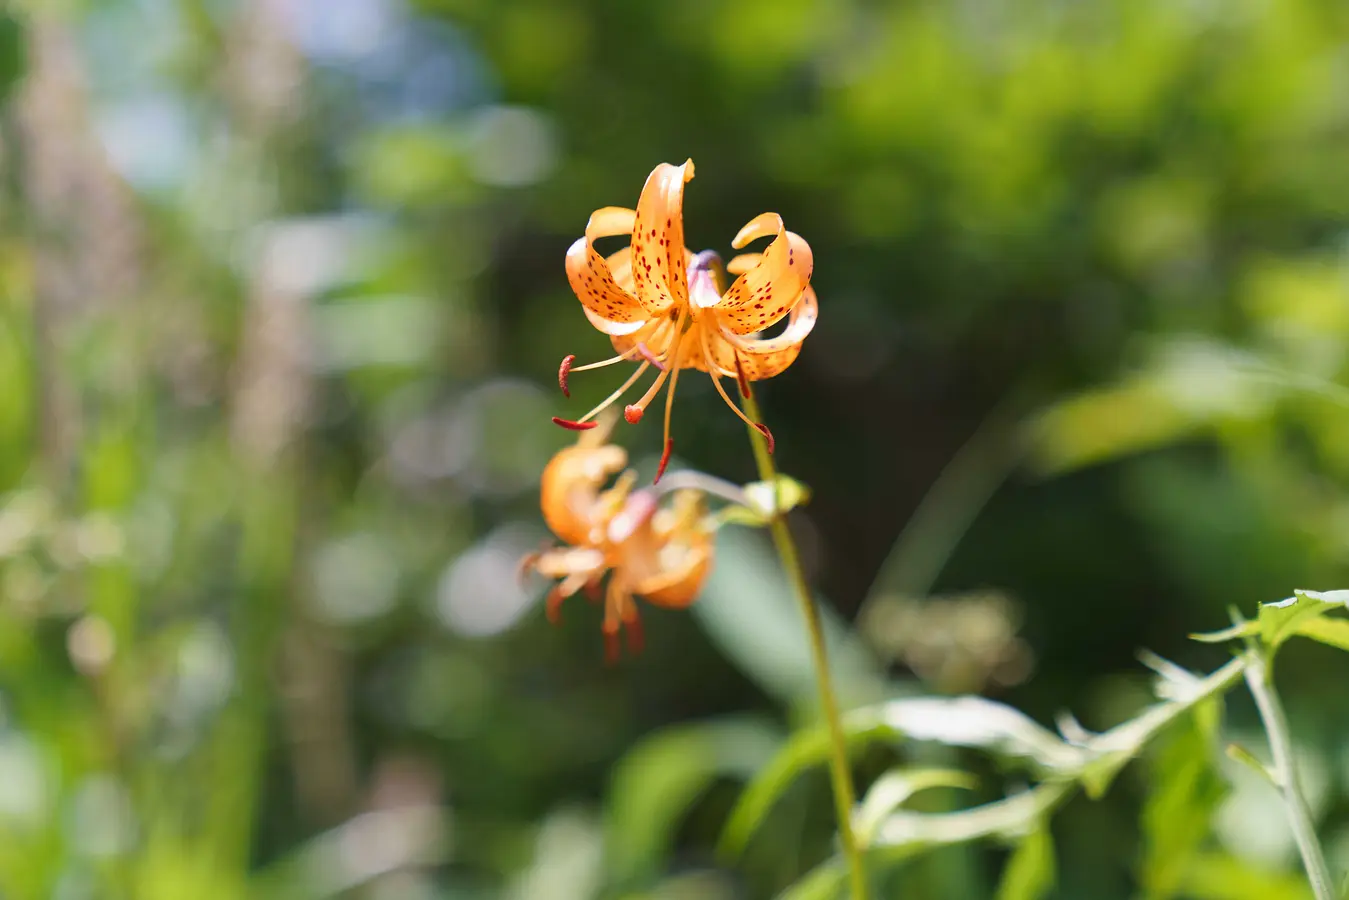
[552,417,598,431]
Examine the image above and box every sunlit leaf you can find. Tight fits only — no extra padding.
[1257,590,1346,649]
[1181,853,1315,900]
[721,695,1081,860]
[853,769,975,845]
[995,827,1056,900]
[1291,615,1349,653]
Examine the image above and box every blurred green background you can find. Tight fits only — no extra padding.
[1,0,1349,897]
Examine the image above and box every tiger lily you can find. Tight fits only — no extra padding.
[523,414,714,661]
[554,159,818,481]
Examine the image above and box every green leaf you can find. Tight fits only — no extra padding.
[1290,615,1349,653]
[717,716,894,860]
[1181,853,1316,900]
[853,769,975,846]
[995,827,1056,900]
[874,696,1087,774]
[605,718,779,887]
[1076,656,1246,798]
[720,696,1082,860]
[1257,590,1346,649]
[1137,699,1227,900]
[873,782,1074,853]
[775,858,846,900]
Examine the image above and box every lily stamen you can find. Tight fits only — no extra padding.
[700,324,775,453]
[554,362,651,430]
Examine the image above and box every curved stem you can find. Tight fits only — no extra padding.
[1244,651,1336,900]
[653,470,749,506]
[741,388,869,900]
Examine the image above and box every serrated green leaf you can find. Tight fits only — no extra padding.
[1257,590,1344,649]
[720,696,1083,860]
[1290,615,1349,653]
[995,827,1056,900]
[853,769,975,846]
[877,696,1088,774]
[1077,656,1247,798]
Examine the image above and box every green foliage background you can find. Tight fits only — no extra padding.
[0,0,1347,897]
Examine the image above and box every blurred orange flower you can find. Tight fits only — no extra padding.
[554,159,817,480]
[523,415,714,661]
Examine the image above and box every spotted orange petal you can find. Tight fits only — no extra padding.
[566,206,650,325]
[630,160,694,314]
[718,286,818,381]
[716,213,813,335]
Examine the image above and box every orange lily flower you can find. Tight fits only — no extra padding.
[524,415,714,661]
[553,159,818,481]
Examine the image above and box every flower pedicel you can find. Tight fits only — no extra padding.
[554,159,818,481]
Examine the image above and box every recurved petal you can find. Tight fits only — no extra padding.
[586,206,636,240]
[530,546,606,580]
[583,305,652,337]
[632,540,713,609]
[541,439,628,546]
[566,235,652,324]
[630,160,694,313]
[717,213,814,335]
[718,285,818,380]
[726,252,762,275]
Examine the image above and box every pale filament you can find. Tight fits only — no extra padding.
[699,319,762,431]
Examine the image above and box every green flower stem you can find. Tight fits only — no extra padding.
[741,388,869,900]
[1243,651,1336,900]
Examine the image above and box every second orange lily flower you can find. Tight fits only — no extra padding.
[553,159,818,481]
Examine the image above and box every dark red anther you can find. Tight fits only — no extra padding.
[734,354,751,398]
[552,417,598,431]
[654,437,673,484]
[604,629,622,665]
[624,405,644,424]
[558,354,575,398]
[582,578,603,603]
[754,423,775,454]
